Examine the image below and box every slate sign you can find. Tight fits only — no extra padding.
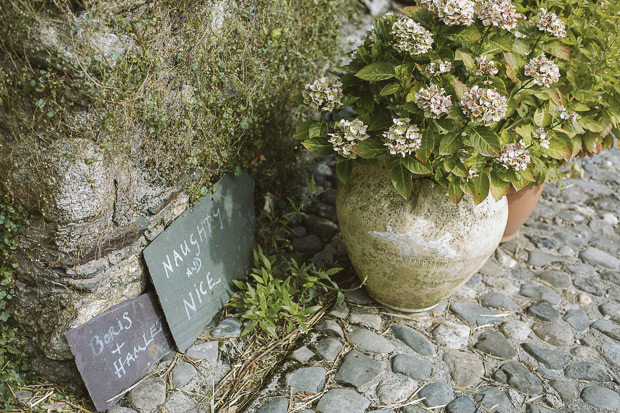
[143,172,255,352]
[65,292,174,412]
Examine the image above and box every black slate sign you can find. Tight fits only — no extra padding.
[65,292,173,411]
[143,172,255,352]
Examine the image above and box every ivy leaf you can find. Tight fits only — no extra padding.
[402,156,432,174]
[470,173,490,204]
[438,132,461,155]
[336,158,354,183]
[448,180,465,204]
[391,162,413,198]
[380,83,401,96]
[355,139,387,159]
[355,62,396,81]
[416,129,435,163]
[302,138,333,156]
[490,170,511,201]
[541,42,571,61]
[469,127,500,156]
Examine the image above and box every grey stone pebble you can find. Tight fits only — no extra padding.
[591,237,619,254]
[526,406,554,413]
[293,346,315,363]
[368,411,396,413]
[474,388,511,413]
[318,319,344,338]
[186,341,218,362]
[418,382,454,408]
[329,301,349,318]
[553,230,587,248]
[345,287,374,304]
[349,311,382,330]
[375,374,416,404]
[521,343,570,369]
[287,367,326,394]
[211,317,241,338]
[480,292,521,312]
[292,234,323,253]
[549,380,579,402]
[580,385,620,411]
[402,407,428,413]
[592,319,620,341]
[108,407,137,413]
[537,368,563,380]
[501,320,532,341]
[128,377,166,411]
[171,362,197,388]
[580,247,620,270]
[519,284,562,305]
[536,270,571,290]
[528,250,564,267]
[392,353,432,381]
[432,321,470,349]
[563,309,589,332]
[256,397,288,413]
[446,395,479,413]
[527,301,560,321]
[557,209,586,223]
[391,324,435,356]
[527,234,556,249]
[443,350,484,388]
[321,189,337,207]
[304,215,338,237]
[567,262,597,276]
[601,270,620,286]
[599,301,620,322]
[466,273,481,285]
[474,331,516,359]
[532,320,574,346]
[290,225,307,237]
[335,350,381,387]
[600,341,620,368]
[564,362,610,382]
[450,302,503,325]
[493,361,543,395]
[161,351,176,362]
[317,337,342,362]
[316,388,370,413]
[349,327,394,353]
[574,276,605,296]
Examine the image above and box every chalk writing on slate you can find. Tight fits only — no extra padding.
[144,172,255,352]
[66,292,174,411]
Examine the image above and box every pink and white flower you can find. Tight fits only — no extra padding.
[415,84,453,119]
[524,53,560,87]
[477,0,523,32]
[498,141,531,171]
[383,118,422,157]
[420,0,476,26]
[461,85,508,125]
[535,8,566,38]
[472,56,499,76]
[391,17,434,56]
[328,119,369,159]
[303,77,343,112]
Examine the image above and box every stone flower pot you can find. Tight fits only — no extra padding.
[501,184,545,243]
[337,165,508,312]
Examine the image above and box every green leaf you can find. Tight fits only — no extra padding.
[309,122,328,138]
[402,156,432,174]
[541,42,571,61]
[469,127,500,156]
[447,26,483,42]
[487,77,507,95]
[401,5,434,27]
[503,51,520,82]
[543,132,572,160]
[416,129,435,163]
[533,107,551,127]
[336,158,354,183]
[438,132,461,155]
[470,173,490,204]
[355,62,396,81]
[513,39,529,55]
[355,139,387,159]
[295,120,314,140]
[291,93,304,105]
[453,78,467,100]
[490,170,511,201]
[380,83,401,96]
[455,49,475,70]
[391,163,413,198]
[515,124,535,140]
[448,180,465,204]
[580,116,604,133]
[302,138,333,156]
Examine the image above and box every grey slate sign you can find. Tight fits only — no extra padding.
[143,172,255,352]
[65,291,174,412]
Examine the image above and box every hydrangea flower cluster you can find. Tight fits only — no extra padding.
[415,84,453,119]
[524,54,560,87]
[498,141,531,171]
[423,60,453,76]
[460,86,508,126]
[535,127,550,149]
[477,0,522,31]
[302,77,343,112]
[558,105,578,122]
[391,17,434,56]
[383,118,422,157]
[327,119,369,159]
[419,0,476,26]
[535,8,566,38]
[472,56,499,76]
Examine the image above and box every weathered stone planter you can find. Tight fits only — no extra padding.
[337,165,508,312]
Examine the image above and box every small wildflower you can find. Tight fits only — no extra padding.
[524,53,560,87]
[535,8,566,38]
[415,84,453,119]
[498,140,531,171]
[477,0,523,31]
[383,118,422,157]
[472,56,499,76]
[423,60,453,76]
[391,17,434,57]
[302,77,343,112]
[460,85,508,126]
[535,127,550,149]
[420,0,476,26]
[328,119,369,159]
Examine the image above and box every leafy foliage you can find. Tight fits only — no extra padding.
[230,247,343,339]
[297,1,618,203]
[0,198,30,405]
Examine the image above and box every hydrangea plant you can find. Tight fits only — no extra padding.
[296,0,593,204]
